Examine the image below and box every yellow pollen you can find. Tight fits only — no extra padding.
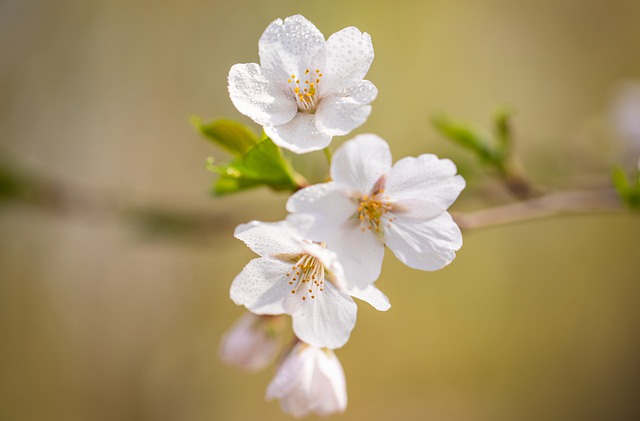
[357,191,393,233]
[287,69,323,112]
[285,251,326,302]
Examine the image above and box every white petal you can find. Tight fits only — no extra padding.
[265,113,332,153]
[321,26,374,95]
[348,284,390,311]
[259,15,326,87]
[386,154,465,217]
[228,63,297,126]
[234,220,302,258]
[266,343,313,408]
[331,134,392,194]
[286,183,357,229]
[322,220,385,290]
[315,82,377,136]
[230,258,292,314]
[286,280,357,349]
[385,212,463,271]
[315,96,374,137]
[311,351,347,416]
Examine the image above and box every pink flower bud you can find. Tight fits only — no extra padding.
[219,313,281,372]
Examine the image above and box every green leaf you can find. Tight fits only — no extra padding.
[207,138,299,195]
[494,107,515,155]
[433,116,501,164]
[191,116,259,156]
[612,165,640,209]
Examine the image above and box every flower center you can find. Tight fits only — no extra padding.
[287,69,323,113]
[286,252,325,301]
[357,189,394,233]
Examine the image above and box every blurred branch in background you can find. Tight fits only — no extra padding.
[452,188,622,230]
[0,152,629,240]
[0,156,231,241]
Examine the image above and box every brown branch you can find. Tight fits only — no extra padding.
[452,188,625,231]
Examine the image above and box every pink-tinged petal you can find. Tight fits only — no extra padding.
[348,284,390,311]
[385,212,463,271]
[228,63,297,126]
[386,154,465,216]
[234,220,302,258]
[265,113,332,153]
[266,344,346,417]
[321,26,374,95]
[218,313,280,372]
[331,134,392,194]
[230,258,291,314]
[259,15,327,88]
[286,280,357,349]
[312,352,347,416]
[286,183,357,226]
[266,343,314,412]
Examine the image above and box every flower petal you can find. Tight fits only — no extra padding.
[348,284,391,311]
[259,15,327,88]
[286,183,357,228]
[311,351,347,416]
[385,212,463,271]
[234,220,302,258]
[230,258,292,314]
[331,134,392,194]
[265,113,332,153]
[228,63,297,126]
[386,154,465,217]
[266,343,315,415]
[321,26,374,95]
[286,280,357,349]
[315,81,377,136]
[323,220,385,290]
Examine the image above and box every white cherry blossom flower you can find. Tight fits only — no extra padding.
[228,14,377,154]
[230,217,390,350]
[219,313,282,372]
[266,342,347,418]
[287,134,465,289]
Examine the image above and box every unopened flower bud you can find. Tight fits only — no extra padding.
[219,313,282,372]
[266,342,347,418]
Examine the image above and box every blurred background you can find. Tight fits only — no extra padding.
[1,0,640,420]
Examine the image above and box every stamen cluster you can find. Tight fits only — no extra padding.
[287,252,325,300]
[357,189,394,233]
[288,69,323,112]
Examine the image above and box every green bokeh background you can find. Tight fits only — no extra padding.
[1,0,640,420]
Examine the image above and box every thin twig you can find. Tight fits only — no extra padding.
[452,188,625,230]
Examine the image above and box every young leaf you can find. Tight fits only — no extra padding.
[207,138,300,195]
[612,165,640,209]
[191,117,259,156]
[494,107,515,155]
[432,115,500,164]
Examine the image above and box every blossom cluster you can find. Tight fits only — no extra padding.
[219,14,465,418]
